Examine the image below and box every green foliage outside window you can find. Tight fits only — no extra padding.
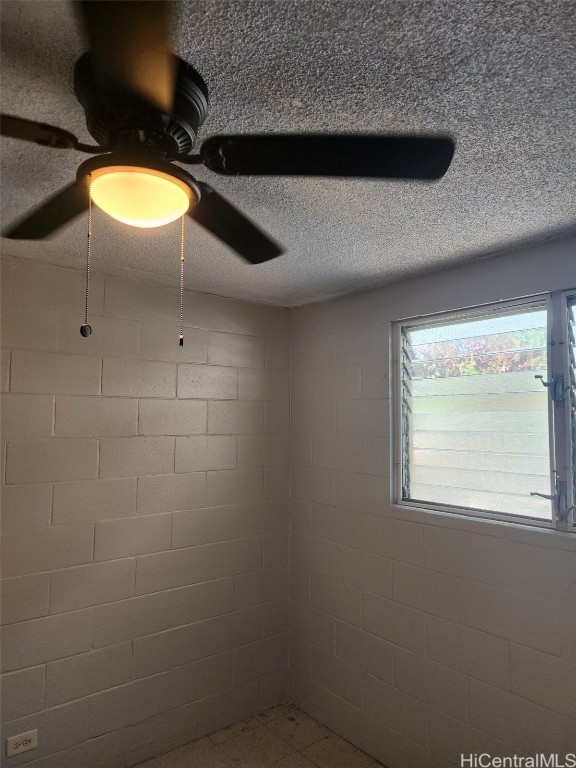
[411,328,547,378]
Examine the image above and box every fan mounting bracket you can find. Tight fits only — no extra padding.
[74,53,209,158]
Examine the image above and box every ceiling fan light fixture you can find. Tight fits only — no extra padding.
[89,165,195,228]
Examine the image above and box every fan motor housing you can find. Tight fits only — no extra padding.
[74,53,209,157]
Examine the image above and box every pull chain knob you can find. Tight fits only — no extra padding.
[179,215,185,346]
[81,174,93,338]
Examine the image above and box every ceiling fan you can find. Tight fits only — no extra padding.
[0,1,455,265]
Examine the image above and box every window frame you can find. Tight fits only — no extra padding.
[557,289,576,522]
[392,290,575,532]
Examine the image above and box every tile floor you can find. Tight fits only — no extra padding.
[135,705,383,768]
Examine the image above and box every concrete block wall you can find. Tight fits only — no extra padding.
[2,239,576,768]
[289,240,576,767]
[0,255,290,767]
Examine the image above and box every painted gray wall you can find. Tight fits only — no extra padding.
[289,240,576,765]
[1,239,576,768]
[0,256,290,767]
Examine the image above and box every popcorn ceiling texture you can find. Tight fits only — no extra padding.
[1,0,575,305]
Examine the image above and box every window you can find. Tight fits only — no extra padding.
[395,291,576,531]
[562,293,576,520]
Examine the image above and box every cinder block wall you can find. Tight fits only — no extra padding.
[2,241,576,768]
[0,255,290,767]
[289,240,576,766]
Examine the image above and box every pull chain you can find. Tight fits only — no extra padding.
[80,175,93,338]
[179,215,185,346]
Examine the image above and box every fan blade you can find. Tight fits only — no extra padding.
[1,114,79,148]
[189,183,283,264]
[201,134,455,180]
[2,182,88,239]
[75,1,176,114]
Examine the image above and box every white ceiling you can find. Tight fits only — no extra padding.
[1,0,575,306]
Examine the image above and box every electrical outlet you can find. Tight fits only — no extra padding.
[6,729,37,757]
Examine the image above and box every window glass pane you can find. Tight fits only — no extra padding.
[568,296,576,517]
[402,305,552,520]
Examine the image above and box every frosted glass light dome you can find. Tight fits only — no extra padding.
[90,166,195,228]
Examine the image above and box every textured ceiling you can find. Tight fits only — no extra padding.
[1,0,575,306]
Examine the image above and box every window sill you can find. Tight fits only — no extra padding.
[390,500,576,549]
